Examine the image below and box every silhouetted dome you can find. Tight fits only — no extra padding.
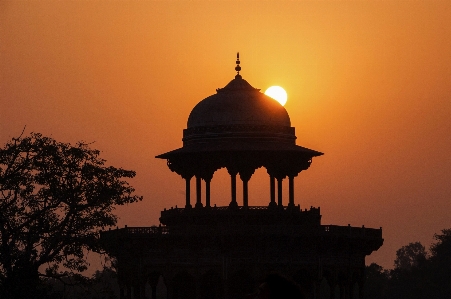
[187,75,291,128]
[157,67,323,160]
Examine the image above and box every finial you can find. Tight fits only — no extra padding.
[235,52,241,75]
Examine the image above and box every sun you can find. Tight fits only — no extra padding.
[264,86,287,106]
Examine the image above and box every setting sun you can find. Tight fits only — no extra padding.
[264,86,287,106]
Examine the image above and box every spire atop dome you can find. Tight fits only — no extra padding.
[235,52,241,78]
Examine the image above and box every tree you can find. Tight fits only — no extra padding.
[393,242,427,271]
[364,263,389,299]
[430,229,451,261]
[428,229,451,298]
[45,265,120,299]
[0,133,142,298]
[388,242,430,299]
[364,231,451,299]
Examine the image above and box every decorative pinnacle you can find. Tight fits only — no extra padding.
[235,52,241,75]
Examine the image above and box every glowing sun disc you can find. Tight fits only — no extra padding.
[265,86,287,106]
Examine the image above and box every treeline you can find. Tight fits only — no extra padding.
[43,267,119,299]
[365,229,451,299]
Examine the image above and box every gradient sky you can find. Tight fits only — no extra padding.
[1,0,451,269]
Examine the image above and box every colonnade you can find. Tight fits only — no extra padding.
[116,268,366,299]
[183,168,298,209]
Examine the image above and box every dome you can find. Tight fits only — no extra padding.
[187,75,291,128]
[156,56,323,160]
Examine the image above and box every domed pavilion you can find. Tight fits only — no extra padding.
[100,54,383,299]
[156,54,322,216]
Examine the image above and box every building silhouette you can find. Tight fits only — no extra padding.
[100,54,383,299]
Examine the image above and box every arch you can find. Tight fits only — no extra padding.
[155,275,167,299]
[209,167,236,207]
[147,271,164,299]
[247,166,269,206]
[351,269,363,299]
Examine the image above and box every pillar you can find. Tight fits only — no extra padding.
[277,178,283,207]
[229,171,238,209]
[269,176,276,208]
[185,177,192,208]
[242,179,249,208]
[205,178,211,208]
[288,176,295,207]
[148,274,160,299]
[239,171,253,208]
[195,176,203,208]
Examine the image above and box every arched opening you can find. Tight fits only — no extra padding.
[248,167,270,206]
[144,272,167,299]
[144,280,152,299]
[156,275,167,299]
[210,167,244,208]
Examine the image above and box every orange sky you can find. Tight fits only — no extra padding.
[1,0,451,269]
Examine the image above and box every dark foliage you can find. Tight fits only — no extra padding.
[45,266,119,299]
[428,229,451,298]
[364,263,389,299]
[0,133,142,298]
[393,242,427,271]
[365,229,451,299]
